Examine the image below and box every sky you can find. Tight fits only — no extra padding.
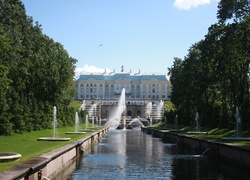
[21,0,219,78]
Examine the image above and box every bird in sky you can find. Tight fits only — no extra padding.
[99,44,103,46]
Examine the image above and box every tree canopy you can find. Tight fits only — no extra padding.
[168,0,250,130]
[0,0,77,135]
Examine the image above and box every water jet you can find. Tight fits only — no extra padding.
[65,112,86,134]
[38,106,71,141]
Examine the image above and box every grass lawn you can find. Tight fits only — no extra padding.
[0,124,101,173]
[69,99,83,111]
[150,123,250,147]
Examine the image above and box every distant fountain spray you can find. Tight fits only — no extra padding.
[156,100,164,118]
[146,102,152,119]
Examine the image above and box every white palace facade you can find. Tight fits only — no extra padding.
[75,67,171,103]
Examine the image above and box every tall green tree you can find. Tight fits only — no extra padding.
[0,0,77,135]
[168,0,250,130]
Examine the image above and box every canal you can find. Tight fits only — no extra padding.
[68,129,248,180]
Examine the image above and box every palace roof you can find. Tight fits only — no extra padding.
[77,72,168,81]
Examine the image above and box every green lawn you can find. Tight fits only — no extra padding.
[152,123,250,146]
[69,99,83,111]
[0,124,101,172]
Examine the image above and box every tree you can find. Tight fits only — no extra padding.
[0,0,77,135]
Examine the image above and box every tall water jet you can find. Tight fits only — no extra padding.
[85,114,88,130]
[75,112,79,132]
[53,106,57,138]
[175,115,178,130]
[65,112,86,134]
[222,107,250,141]
[107,88,126,129]
[38,106,71,141]
[170,114,183,132]
[186,112,207,134]
[235,107,241,137]
[195,112,199,132]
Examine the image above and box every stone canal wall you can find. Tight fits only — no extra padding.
[0,128,108,180]
[142,127,250,169]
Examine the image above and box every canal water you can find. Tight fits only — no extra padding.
[69,130,248,180]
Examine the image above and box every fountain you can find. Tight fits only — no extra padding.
[122,116,126,130]
[80,114,94,132]
[187,112,207,134]
[145,100,164,125]
[85,114,88,129]
[222,107,250,141]
[146,101,152,119]
[195,112,199,131]
[170,114,183,132]
[127,117,145,130]
[75,112,80,132]
[38,106,71,141]
[65,112,86,134]
[175,114,178,130]
[235,107,241,137]
[106,88,126,129]
[92,116,95,128]
[155,100,164,119]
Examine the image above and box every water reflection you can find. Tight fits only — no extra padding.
[70,130,247,180]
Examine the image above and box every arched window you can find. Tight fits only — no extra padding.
[137,110,141,117]
[127,110,132,117]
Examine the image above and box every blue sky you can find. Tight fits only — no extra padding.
[21,0,219,77]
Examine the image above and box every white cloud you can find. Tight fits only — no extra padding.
[173,0,211,10]
[74,64,111,78]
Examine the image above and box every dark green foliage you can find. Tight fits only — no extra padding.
[0,0,77,135]
[168,1,250,131]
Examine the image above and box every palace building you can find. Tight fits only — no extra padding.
[75,66,171,101]
[75,66,171,121]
